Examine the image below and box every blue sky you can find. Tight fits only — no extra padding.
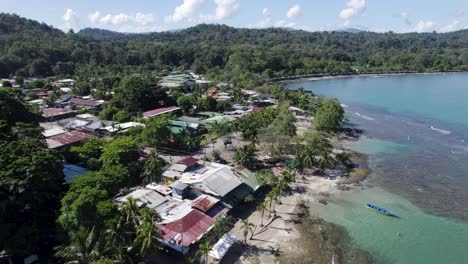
[1,0,467,33]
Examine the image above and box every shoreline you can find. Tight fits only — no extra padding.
[221,149,372,264]
[271,70,468,84]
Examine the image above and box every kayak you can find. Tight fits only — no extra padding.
[366,203,399,218]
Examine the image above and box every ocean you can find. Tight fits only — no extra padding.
[286,73,468,264]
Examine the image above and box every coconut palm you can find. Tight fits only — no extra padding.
[257,169,277,187]
[240,219,256,245]
[142,151,163,184]
[134,209,161,258]
[274,181,287,205]
[281,169,295,185]
[256,202,267,227]
[233,144,256,168]
[55,227,104,264]
[197,241,211,264]
[266,191,276,215]
[120,197,141,226]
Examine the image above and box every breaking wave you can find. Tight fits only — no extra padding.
[430,126,451,135]
[355,112,375,121]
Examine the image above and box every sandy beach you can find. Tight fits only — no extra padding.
[215,163,371,264]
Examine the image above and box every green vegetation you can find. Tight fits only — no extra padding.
[0,90,65,255]
[1,14,467,84]
[314,99,345,132]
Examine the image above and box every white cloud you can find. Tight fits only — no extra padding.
[413,20,435,32]
[400,12,411,26]
[439,20,460,33]
[200,0,240,21]
[339,0,366,25]
[274,20,296,28]
[287,4,302,19]
[214,0,240,20]
[262,8,272,17]
[62,9,80,31]
[89,12,154,26]
[165,0,206,23]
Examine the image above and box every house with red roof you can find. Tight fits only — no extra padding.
[159,209,215,254]
[46,131,90,149]
[143,106,180,118]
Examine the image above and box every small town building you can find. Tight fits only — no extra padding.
[46,131,90,149]
[171,182,189,199]
[41,107,75,121]
[143,106,181,119]
[208,234,237,261]
[69,97,105,110]
[63,164,89,181]
[159,209,215,254]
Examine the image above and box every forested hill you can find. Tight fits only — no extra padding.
[0,13,467,81]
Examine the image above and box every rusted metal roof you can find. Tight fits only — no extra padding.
[192,194,219,212]
[159,209,215,247]
[69,98,102,107]
[177,156,199,167]
[143,106,180,117]
[46,131,90,148]
[41,107,74,118]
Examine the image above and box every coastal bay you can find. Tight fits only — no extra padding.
[286,73,468,263]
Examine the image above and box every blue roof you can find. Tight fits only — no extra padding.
[63,164,89,181]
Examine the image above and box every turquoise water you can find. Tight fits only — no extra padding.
[310,187,468,264]
[287,73,468,263]
[288,73,468,126]
[346,136,407,156]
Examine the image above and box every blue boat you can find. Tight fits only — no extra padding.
[366,203,399,217]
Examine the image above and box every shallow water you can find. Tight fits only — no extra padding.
[309,187,468,264]
[287,73,468,263]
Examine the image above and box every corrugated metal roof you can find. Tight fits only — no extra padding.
[171,181,189,190]
[41,107,74,118]
[203,167,242,197]
[192,194,219,212]
[168,164,188,173]
[69,98,102,107]
[235,166,260,191]
[63,164,88,182]
[163,170,181,179]
[159,209,215,247]
[46,131,90,148]
[143,106,180,117]
[177,156,199,167]
[115,189,168,210]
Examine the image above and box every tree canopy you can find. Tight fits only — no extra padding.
[0,90,65,255]
[1,13,467,83]
[314,99,345,132]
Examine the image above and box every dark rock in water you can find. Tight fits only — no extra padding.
[319,199,328,205]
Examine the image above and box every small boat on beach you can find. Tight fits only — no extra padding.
[366,203,399,217]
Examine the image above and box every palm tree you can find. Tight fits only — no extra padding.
[197,241,211,264]
[134,209,161,259]
[142,151,162,184]
[272,188,281,212]
[240,219,255,245]
[120,197,141,226]
[266,191,276,215]
[274,181,287,205]
[256,202,267,227]
[103,217,127,263]
[55,227,104,264]
[117,198,162,261]
[281,169,295,184]
[233,145,256,168]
